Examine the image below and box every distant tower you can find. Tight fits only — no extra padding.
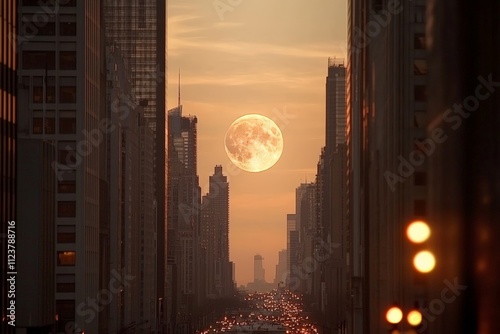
[201,165,231,297]
[254,254,265,282]
[325,57,346,155]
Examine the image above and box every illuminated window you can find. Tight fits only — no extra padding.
[56,275,75,293]
[57,225,76,243]
[57,201,76,217]
[57,251,76,266]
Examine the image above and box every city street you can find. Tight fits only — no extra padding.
[200,289,320,333]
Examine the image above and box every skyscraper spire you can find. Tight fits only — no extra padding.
[178,68,181,108]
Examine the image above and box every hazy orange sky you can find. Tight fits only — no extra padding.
[167,0,347,285]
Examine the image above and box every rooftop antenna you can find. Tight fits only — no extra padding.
[178,68,181,108]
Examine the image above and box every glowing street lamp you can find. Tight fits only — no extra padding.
[413,250,436,273]
[407,309,423,327]
[386,306,403,324]
[406,221,431,243]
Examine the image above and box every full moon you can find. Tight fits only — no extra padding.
[224,114,284,172]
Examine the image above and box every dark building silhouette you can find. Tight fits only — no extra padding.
[346,0,432,331]
[167,104,202,333]
[103,3,167,331]
[345,0,500,333]
[201,165,233,298]
[17,1,106,333]
[425,0,500,332]
[0,1,16,333]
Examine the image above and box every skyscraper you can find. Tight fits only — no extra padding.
[0,1,16,332]
[425,1,500,332]
[274,249,288,287]
[167,103,201,332]
[201,165,231,298]
[103,4,167,329]
[295,182,316,295]
[346,0,430,332]
[17,1,105,333]
[254,254,265,282]
[286,213,296,275]
[105,44,144,333]
[326,58,347,152]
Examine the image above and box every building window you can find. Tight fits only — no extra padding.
[414,5,426,23]
[414,172,427,186]
[22,51,55,69]
[33,86,43,103]
[58,149,77,165]
[59,117,76,134]
[58,141,77,164]
[58,180,76,193]
[414,111,426,128]
[60,0,77,6]
[56,275,75,293]
[414,200,427,216]
[57,251,76,266]
[56,300,75,322]
[414,85,427,102]
[57,225,76,243]
[60,51,76,70]
[414,59,428,76]
[60,86,76,103]
[60,21,76,36]
[32,117,55,134]
[57,201,76,217]
[414,33,426,50]
[46,76,56,103]
[21,20,55,36]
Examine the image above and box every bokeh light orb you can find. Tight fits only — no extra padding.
[413,250,436,273]
[386,306,403,324]
[407,310,423,326]
[406,221,431,243]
